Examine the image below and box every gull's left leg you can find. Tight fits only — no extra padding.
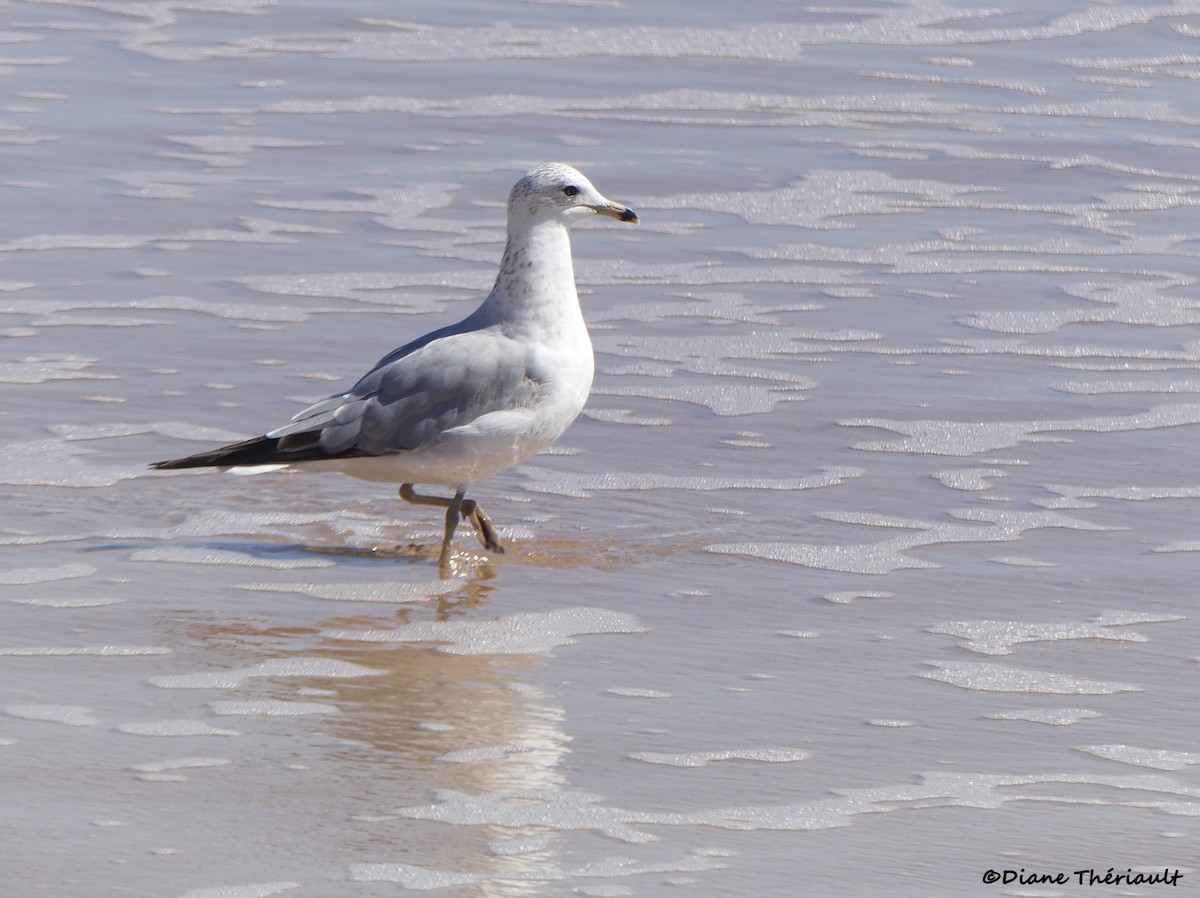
[439,488,466,567]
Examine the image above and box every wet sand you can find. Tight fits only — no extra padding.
[2,1,1198,895]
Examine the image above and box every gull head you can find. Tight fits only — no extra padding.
[508,163,638,230]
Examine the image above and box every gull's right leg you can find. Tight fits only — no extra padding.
[399,483,505,561]
[458,498,504,554]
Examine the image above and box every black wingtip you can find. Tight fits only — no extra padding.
[152,433,371,471]
[150,435,282,471]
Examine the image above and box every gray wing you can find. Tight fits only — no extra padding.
[266,325,539,457]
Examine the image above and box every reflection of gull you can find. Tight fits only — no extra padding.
[153,164,638,567]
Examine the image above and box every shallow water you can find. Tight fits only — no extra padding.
[2,1,1198,895]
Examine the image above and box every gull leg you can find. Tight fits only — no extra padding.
[460,499,505,554]
[439,488,466,567]
[399,484,505,558]
[400,483,450,510]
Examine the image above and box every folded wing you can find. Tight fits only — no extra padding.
[153,325,538,470]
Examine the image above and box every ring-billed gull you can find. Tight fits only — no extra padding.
[153,163,638,567]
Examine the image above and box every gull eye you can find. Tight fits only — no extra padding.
[563,185,579,197]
